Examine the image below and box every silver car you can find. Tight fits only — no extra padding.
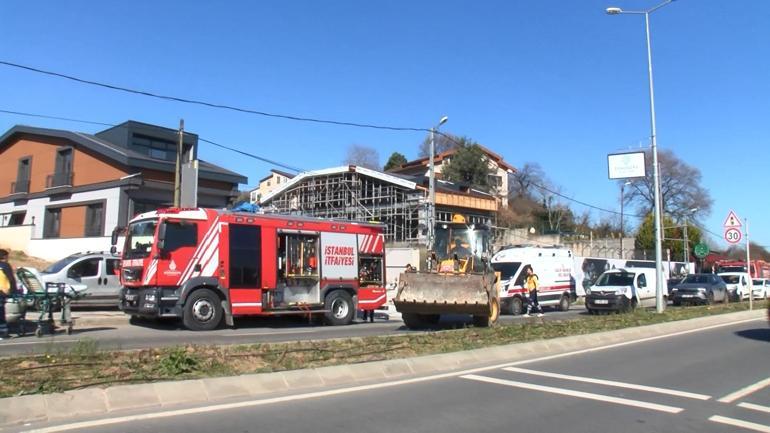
[39,252,121,306]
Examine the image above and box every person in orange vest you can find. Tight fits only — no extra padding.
[523,265,544,318]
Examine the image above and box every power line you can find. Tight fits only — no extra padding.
[0,108,304,173]
[0,60,432,134]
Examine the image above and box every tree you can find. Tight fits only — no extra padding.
[634,213,702,260]
[509,162,547,199]
[343,144,380,170]
[621,149,713,222]
[418,132,463,158]
[383,152,407,171]
[441,142,495,192]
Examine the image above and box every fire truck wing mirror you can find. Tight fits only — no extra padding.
[110,226,123,248]
[157,222,167,252]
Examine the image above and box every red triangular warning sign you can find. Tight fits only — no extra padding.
[723,210,742,228]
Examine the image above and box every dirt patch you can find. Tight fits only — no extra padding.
[7,250,52,271]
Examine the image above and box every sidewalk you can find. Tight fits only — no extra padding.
[0,309,764,427]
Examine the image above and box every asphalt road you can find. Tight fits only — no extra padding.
[0,306,584,356]
[19,316,770,433]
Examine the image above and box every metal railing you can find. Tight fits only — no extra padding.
[10,179,30,194]
[46,171,74,188]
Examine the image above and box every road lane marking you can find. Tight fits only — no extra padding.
[502,367,711,400]
[718,377,770,403]
[709,415,770,432]
[739,402,770,414]
[22,317,760,432]
[461,374,683,413]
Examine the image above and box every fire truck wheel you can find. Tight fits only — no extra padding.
[183,289,223,331]
[324,290,354,326]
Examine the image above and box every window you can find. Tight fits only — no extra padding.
[162,221,198,251]
[8,212,25,226]
[106,259,119,276]
[638,274,647,288]
[487,175,502,188]
[15,157,31,193]
[44,208,61,238]
[131,134,178,162]
[124,219,158,259]
[52,148,73,187]
[85,203,104,237]
[67,258,101,279]
[229,225,261,288]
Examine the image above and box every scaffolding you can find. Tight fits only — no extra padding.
[265,170,424,243]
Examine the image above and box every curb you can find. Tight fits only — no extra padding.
[1,309,764,427]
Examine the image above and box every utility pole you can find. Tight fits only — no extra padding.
[174,119,184,207]
[682,214,688,263]
[746,218,752,311]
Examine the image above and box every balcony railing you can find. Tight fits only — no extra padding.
[10,179,30,194]
[46,171,74,189]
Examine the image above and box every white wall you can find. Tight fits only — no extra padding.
[0,186,122,238]
[28,237,114,262]
[0,225,33,252]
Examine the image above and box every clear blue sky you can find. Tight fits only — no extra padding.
[1,1,768,249]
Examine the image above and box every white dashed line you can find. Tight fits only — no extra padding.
[738,402,770,414]
[461,374,683,414]
[709,415,770,433]
[718,377,770,403]
[502,367,711,400]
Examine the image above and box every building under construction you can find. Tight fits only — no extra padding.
[260,165,498,245]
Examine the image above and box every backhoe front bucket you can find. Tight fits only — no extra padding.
[394,272,493,316]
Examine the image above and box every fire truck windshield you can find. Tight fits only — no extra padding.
[434,224,489,264]
[124,219,158,259]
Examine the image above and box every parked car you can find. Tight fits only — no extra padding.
[585,268,664,313]
[671,273,728,306]
[719,272,750,302]
[751,279,769,300]
[38,252,121,307]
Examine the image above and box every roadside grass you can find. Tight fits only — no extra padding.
[1,301,758,398]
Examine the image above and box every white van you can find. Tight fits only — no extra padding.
[491,246,575,315]
[585,268,666,313]
[718,272,751,301]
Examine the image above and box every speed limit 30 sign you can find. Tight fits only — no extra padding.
[724,227,742,244]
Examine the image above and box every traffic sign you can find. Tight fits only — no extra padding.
[724,228,742,244]
[723,210,742,228]
[694,243,710,258]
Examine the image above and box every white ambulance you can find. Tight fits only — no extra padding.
[491,246,575,315]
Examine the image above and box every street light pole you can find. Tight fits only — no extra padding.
[427,116,448,257]
[607,0,676,314]
[620,180,631,259]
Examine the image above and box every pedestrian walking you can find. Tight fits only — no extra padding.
[523,265,543,318]
[0,249,16,339]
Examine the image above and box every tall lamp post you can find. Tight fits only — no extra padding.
[619,180,631,259]
[606,0,676,314]
[427,116,449,255]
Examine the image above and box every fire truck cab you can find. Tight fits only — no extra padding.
[115,208,387,330]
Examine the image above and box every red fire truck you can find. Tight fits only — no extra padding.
[113,208,387,330]
[716,260,770,278]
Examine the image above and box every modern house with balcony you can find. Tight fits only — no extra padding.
[0,121,247,260]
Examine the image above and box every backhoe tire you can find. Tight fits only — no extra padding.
[402,313,427,329]
[473,298,500,328]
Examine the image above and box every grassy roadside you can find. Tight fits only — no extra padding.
[1,302,759,398]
